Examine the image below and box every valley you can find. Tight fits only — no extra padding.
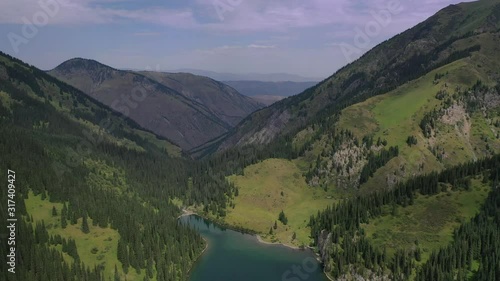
[1,0,500,280]
[48,59,264,149]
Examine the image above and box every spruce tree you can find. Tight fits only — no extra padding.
[61,204,67,229]
[81,214,90,234]
[278,210,288,225]
[114,265,120,281]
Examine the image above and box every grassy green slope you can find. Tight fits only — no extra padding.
[363,179,490,262]
[224,159,333,247]
[211,0,500,152]
[0,51,210,281]
[24,192,135,281]
[209,2,500,253]
[334,32,500,192]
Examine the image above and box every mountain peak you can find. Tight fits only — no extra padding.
[52,58,115,73]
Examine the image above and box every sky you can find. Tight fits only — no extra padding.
[0,0,474,79]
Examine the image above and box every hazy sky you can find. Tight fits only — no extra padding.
[0,0,473,79]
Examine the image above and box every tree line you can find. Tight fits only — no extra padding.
[0,52,233,281]
[309,154,500,279]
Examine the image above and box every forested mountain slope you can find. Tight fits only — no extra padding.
[189,1,500,279]
[49,59,263,150]
[309,156,500,280]
[0,51,236,281]
[210,0,500,152]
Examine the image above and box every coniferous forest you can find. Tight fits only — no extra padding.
[309,155,500,280]
[2,0,500,279]
[0,52,234,281]
[3,50,498,280]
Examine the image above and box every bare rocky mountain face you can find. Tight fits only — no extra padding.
[138,71,263,127]
[49,59,263,149]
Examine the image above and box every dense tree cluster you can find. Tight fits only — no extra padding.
[416,184,500,280]
[359,146,399,185]
[0,52,231,281]
[406,136,418,146]
[278,210,288,225]
[309,154,500,279]
[420,109,441,138]
[0,24,495,281]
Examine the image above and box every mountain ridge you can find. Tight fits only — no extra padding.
[137,71,263,127]
[0,50,235,281]
[223,80,318,105]
[169,68,322,82]
[49,58,264,149]
[205,0,500,153]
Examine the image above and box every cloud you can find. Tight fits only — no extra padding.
[197,44,277,55]
[132,32,162,36]
[0,0,475,33]
[0,0,477,78]
[0,0,197,27]
[196,0,477,33]
[247,44,276,49]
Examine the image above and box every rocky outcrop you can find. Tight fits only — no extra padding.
[336,266,391,281]
[317,230,333,272]
[217,109,292,151]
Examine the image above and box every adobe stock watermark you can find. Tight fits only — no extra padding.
[52,64,161,178]
[336,0,403,63]
[7,0,62,54]
[213,0,243,21]
[282,257,319,281]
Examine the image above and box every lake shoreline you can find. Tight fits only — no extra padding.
[187,237,209,276]
[177,209,196,219]
[182,209,209,278]
[180,210,305,251]
[180,211,330,280]
[255,234,303,250]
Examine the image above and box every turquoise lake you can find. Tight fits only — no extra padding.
[180,215,329,281]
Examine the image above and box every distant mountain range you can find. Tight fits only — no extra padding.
[223,80,318,105]
[48,59,263,149]
[170,68,322,83]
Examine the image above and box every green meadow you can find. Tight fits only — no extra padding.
[225,158,334,247]
[25,191,152,281]
[363,179,489,263]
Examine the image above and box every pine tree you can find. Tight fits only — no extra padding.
[146,257,154,278]
[278,210,288,225]
[52,206,58,217]
[81,214,90,234]
[61,204,67,229]
[415,247,422,262]
[114,265,120,281]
